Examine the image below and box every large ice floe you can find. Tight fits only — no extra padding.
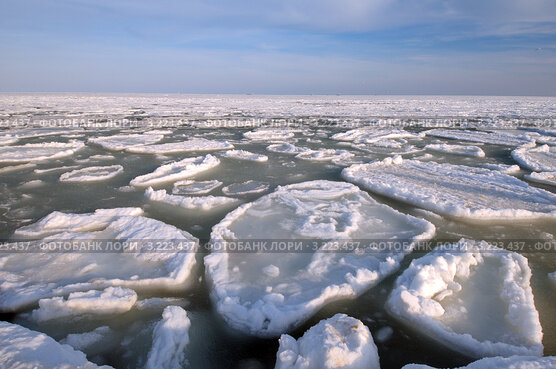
[219,149,269,162]
[125,138,233,154]
[31,287,138,322]
[0,321,113,369]
[424,129,536,147]
[275,313,380,369]
[130,154,220,187]
[511,145,556,172]
[424,144,485,158]
[402,356,556,369]
[88,133,165,151]
[267,143,310,155]
[172,179,223,195]
[386,239,543,358]
[222,180,270,195]
[244,129,296,141]
[145,187,238,211]
[524,172,556,187]
[295,148,354,162]
[342,156,556,220]
[0,208,198,311]
[331,128,421,144]
[0,141,85,163]
[59,165,124,182]
[204,180,435,337]
[145,306,191,369]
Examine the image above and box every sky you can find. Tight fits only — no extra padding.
[0,0,555,95]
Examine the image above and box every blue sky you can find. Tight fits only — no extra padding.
[1,0,555,95]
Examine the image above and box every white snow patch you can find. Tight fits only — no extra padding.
[266,143,309,155]
[296,149,354,162]
[145,306,190,369]
[145,187,238,211]
[244,129,295,141]
[88,134,164,151]
[481,163,521,174]
[331,128,420,143]
[172,179,223,195]
[275,314,380,369]
[425,144,485,157]
[512,145,556,172]
[222,181,270,195]
[0,163,36,173]
[425,129,536,147]
[126,138,233,154]
[524,172,556,187]
[59,165,124,182]
[401,355,556,369]
[0,141,85,163]
[61,326,113,352]
[220,150,268,162]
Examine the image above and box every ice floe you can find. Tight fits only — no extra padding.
[88,134,165,151]
[130,154,220,187]
[425,129,536,147]
[172,179,223,195]
[244,129,295,141]
[275,313,380,369]
[220,149,269,162]
[126,138,233,154]
[204,180,434,336]
[222,180,270,195]
[32,287,137,322]
[342,156,556,220]
[402,355,556,369]
[145,187,238,210]
[0,321,112,369]
[425,144,485,157]
[524,172,556,187]
[331,128,420,143]
[145,306,190,369]
[511,145,556,172]
[61,326,113,352]
[1,208,198,311]
[296,148,354,162]
[59,165,124,182]
[386,239,543,358]
[0,141,84,163]
[481,163,521,174]
[267,143,310,155]
[0,163,36,173]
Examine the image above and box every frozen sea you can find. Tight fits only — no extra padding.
[0,94,555,369]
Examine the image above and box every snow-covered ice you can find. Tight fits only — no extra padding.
[425,129,536,147]
[130,154,220,187]
[296,149,354,162]
[267,143,309,155]
[511,145,556,172]
[0,321,113,369]
[401,356,556,369]
[61,326,113,352]
[222,180,270,195]
[145,306,190,369]
[425,144,485,158]
[0,141,85,163]
[32,287,138,322]
[204,180,434,336]
[386,239,543,358]
[524,172,556,187]
[220,149,269,162]
[244,129,295,141]
[342,156,556,220]
[331,128,420,143]
[59,165,124,182]
[126,138,233,154]
[1,208,198,311]
[145,187,238,211]
[481,163,521,174]
[88,134,165,151]
[275,314,380,369]
[172,179,223,195]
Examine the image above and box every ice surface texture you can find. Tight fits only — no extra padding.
[145,306,190,369]
[386,239,543,358]
[0,141,84,163]
[88,134,164,151]
[425,144,485,157]
[342,156,556,220]
[402,356,556,369]
[425,129,536,147]
[204,180,434,337]
[145,187,238,210]
[172,179,223,195]
[0,208,198,311]
[512,145,556,172]
[220,149,269,162]
[59,165,124,182]
[524,172,556,187]
[0,321,113,369]
[130,154,220,187]
[126,138,233,154]
[275,314,380,369]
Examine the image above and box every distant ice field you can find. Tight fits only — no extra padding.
[0,94,555,369]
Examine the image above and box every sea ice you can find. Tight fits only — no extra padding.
[425,129,536,147]
[342,156,556,220]
[145,187,238,211]
[88,134,165,151]
[296,148,354,162]
[1,208,198,311]
[331,128,420,143]
[267,143,309,155]
[59,165,124,182]
[204,180,434,336]
[222,180,270,195]
[0,163,36,173]
[126,138,233,154]
[401,355,556,369]
[0,321,113,368]
[145,306,190,369]
[220,149,269,162]
[524,172,556,187]
[481,163,521,174]
[61,326,113,352]
[244,129,295,141]
[425,144,485,157]
[386,239,543,358]
[0,141,85,163]
[172,179,223,195]
[511,145,556,172]
[275,314,380,369]
[130,154,220,187]
[32,287,137,322]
